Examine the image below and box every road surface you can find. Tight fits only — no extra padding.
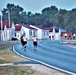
[13,40,76,75]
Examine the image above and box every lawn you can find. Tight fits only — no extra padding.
[0,40,28,63]
[0,66,35,75]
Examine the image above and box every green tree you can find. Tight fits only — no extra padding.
[41,6,58,27]
[55,9,67,28]
[64,8,76,33]
[2,3,24,23]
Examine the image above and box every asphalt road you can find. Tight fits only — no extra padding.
[13,40,76,75]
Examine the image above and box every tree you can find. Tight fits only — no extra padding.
[55,9,67,28]
[1,3,76,33]
[41,6,58,27]
[2,3,24,23]
[64,8,76,32]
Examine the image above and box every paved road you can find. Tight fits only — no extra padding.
[13,40,76,74]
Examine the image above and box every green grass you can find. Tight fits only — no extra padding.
[0,66,35,75]
[0,41,20,50]
[0,60,7,64]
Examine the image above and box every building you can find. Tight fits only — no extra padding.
[14,24,37,40]
[22,25,37,40]
[0,23,67,41]
[0,22,15,41]
[30,25,67,40]
[30,25,50,40]
[14,24,24,40]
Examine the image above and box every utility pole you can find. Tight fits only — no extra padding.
[8,12,10,29]
[8,12,11,40]
[0,11,3,41]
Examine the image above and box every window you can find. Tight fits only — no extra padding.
[15,33,16,37]
[47,32,48,35]
[18,34,20,38]
[29,30,32,36]
[55,28,59,33]
[33,30,36,35]
[44,31,45,36]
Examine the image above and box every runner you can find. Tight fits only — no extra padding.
[32,35,38,50]
[20,33,27,51]
[73,33,76,39]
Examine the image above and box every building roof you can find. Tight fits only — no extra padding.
[0,22,12,30]
[23,25,37,30]
[30,25,67,32]
[60,28,67,32]
[15,25,22,31]
[52,26,67,32]
[34,26,49,30]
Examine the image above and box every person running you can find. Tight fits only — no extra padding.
[20,33,27,51]
[73,33,76,39]
[32,35,38,50]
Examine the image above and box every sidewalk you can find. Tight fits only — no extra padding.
[0,63,14,66]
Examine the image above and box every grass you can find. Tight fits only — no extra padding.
[0,40,28,63]
[0,50,28,63]
[0,59,6,64]
[0,66,35,75]
[0,41,20,50]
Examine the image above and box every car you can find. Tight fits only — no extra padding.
[12,37,18,40]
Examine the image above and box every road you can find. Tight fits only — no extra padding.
[13,40,76,75]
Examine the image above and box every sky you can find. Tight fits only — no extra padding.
[0,0,76,14]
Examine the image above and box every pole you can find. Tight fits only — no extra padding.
[8,12,10,29]
[1,11,3,41]
[8,12,10,40]
[1,14,2,30]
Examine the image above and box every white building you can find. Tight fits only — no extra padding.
[14,24,24,40]
[0,22,66,41]
[49,27,55,40]
[0,22,15,41]
[54,28,61,40]
[22,25,37,40]
[30,25,49,40]
[49,26,61,40]
[30,25,66,40]
[14,24,37,40]
[50,26,66,40]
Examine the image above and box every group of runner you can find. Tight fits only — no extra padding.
[20,33,38,51]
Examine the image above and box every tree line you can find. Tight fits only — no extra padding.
[1,3,76,33]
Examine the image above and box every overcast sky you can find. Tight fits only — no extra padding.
[0,0,76,14]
